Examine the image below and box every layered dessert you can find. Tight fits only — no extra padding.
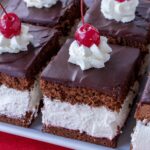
[0,9,59,127]
[4,0,83,34]
[83,0,150,52]
[41,13,141,147]
[131,76,150,150]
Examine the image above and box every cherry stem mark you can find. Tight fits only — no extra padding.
[81,0,85,25]
[0,3,10,19]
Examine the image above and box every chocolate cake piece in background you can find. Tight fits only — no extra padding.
[84,0,150,52]
[131,75,150,150]
[4,0,84,35]
[40,38,140,148]
[0,24,60,127]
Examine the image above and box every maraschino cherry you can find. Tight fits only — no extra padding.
[0,3,21,38]
[75,0,100,47]
[115,0,125,2]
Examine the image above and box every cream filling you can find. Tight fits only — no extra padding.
[0,80,42,118]
[131,121,150,150]
[42,82,139,140]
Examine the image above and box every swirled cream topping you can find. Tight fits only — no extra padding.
[24,0,60,8]
[68,36,112,70]
[0,24,33,54]
[101,0,139,23]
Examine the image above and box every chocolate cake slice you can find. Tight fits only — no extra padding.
[0,24,59,127]
[4,0,82,35]
[131,76,150,150]
[83,0,150,52]
[41,38,140,148]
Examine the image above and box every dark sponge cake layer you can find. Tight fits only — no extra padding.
[41,39,140,111]
[41,80,122,111]
[5,0,82,35]
[0,24,60,90]
[0,112,35,127]
[135,77,150,121]
[43,125,118,148]
[84,0,150,52]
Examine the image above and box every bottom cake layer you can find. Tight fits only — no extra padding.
[0,80,42,127]
[0,112,36,127]
[42,82,139,147]
[131,121,150,150]
[43,125,118,148]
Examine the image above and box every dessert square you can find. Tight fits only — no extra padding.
[5,0,82,35]
[41,38,140,148]
[131,76,150,150]
[0,24,59,127]
[84,0,150,52]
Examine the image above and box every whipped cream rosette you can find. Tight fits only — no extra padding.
[101,0,139,23]
[24,0,68,8]
[68,36,112,70]
[68,22,112,70]
[0,24,33,54]
[0,4,33,54]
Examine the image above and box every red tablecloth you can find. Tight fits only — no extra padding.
[0,132,71,150]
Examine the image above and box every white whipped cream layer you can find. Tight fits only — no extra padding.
[68,36,112,70]
[24,0,61,8]
[131,121,150,150]
[101,0,139,23]
[42,82,139,140]
[0,80,42,118]
[0,24,33,54]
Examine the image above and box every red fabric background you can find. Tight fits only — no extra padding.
[0,132,71,150]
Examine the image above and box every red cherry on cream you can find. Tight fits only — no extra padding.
[75,23,100,47]
[75,0,100,47]
[115,0,125,2]
[0,3,21,38]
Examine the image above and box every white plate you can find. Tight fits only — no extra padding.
[0,0,148,149]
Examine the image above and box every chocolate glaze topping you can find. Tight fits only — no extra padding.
[84,0,150,44]
[5,0,79,27]
[0,24,58,78]
[41,38,140,99]
[141,77,150,104]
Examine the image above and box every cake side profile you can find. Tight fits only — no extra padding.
[131,77,150,150]
[40,4,141,146]
[0,7,60,127]
[0,80,42,127]
[41,37,140,147]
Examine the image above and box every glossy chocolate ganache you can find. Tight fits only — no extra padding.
[41,38,140,100]
[5,0,80,27]
[0,24,58,78]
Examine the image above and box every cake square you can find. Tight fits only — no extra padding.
[131,76,150,150]
[0,24,60,127]
[41,38,140,147]
[4,0,81,35]
[84,0,150,52]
